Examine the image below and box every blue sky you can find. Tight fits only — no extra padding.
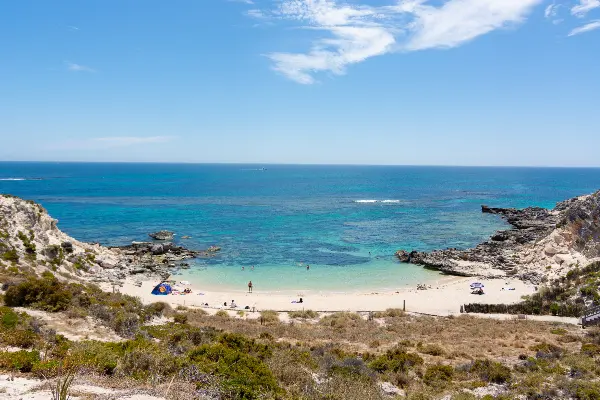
[0,0,599,166]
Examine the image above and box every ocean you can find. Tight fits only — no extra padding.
[1,162,599,293]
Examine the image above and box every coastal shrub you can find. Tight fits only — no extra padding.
[0,350,40,372]
[260,310,279,324]
[551,328,568,335]
[418,343,445,356]
[423,364,454,387]
[368,347,424,373]
[582,343,600,357]
[188,343,281,399]
[563,380,600,400]
[465,359,512,384]
[373,308,405,318]
[65,341,120,375]
[1,249,18,263]
[17,231,36,255]
[530,342,563,359]
[113,311,139,338]
[4,274,72,311]
[329,357,375,381]
[173,313,188,324]
[215,310,229,318]
[319,312,364,330]
[0,306,20,329]
[32,359,62,378]
[288,309,319,319]
[218,332,272,360]
[118,341,181,380]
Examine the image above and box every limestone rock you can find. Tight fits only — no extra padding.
[396,190,600,283]
[378,381,405,397]
[148,230,174,240]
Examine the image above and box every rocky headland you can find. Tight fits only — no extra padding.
[0,194,219,285]
[396,190,600,284]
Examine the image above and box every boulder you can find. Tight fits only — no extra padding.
[395,250,411,263]
[149,230,174,241]
[379,382,405,397]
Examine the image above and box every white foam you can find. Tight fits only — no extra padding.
[354,199,401,204]
[0,178,26,181]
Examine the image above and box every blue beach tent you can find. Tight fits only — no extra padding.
[151,282,172,295]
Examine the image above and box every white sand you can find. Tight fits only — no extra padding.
[111,276,540,316]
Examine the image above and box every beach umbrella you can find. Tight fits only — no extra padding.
[470,282,484,288]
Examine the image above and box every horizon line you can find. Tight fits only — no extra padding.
[1,160,600,169]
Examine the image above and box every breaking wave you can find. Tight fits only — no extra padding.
[354,199,401,204]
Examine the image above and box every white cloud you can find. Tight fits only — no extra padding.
[247,9,266,18]
[571,0,600,17]
[266,0,395,84]
[398,0,542,51]
[262,0,542,84]
[65,62,95,72]
[92,136,175,147]
[568,19,600,35]
[544,3,560,18]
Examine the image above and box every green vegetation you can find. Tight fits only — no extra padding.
[2,267,600,398]
[51,371,75,400]
[3,274,170,337]
[1,249,18,263]
[288,309,319,319]
[17,230,36,256]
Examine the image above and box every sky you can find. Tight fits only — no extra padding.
[0,0,599,166]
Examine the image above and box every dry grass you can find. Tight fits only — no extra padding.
[186,311,583,368]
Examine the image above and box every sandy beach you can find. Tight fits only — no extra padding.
[111,275,538,316]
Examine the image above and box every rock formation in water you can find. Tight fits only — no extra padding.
[396,190,600,284]
[148,230,174,240]
[0,194,218,284]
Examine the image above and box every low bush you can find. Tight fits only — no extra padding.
[188,343,281,398]
[0,350,40,372]
[260,310,279,324]
[465,359,512,384]
[373,308,405,318]
[288,309,319,319]
[1,249,18,263]
[369,347,423,373]
[424,364,454,387]
[173,313,188,324]
[4,274,72,311]
[419,343,445,356]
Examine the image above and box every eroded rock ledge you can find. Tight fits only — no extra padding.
[396,190,600,284]
[0,194,220,285]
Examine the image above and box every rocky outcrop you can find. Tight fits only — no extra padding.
[0,195,219,284]
[397,190,600,283]
[148,230,174,240]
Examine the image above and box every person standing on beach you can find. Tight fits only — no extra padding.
[248,280,253,293]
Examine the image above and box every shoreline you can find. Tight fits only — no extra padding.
[107,275,538,316]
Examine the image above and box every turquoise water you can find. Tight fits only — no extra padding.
[1,163,599,292]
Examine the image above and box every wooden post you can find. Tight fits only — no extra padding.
[403,300,406,311]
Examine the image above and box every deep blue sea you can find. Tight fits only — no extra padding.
[1,162,599,293]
